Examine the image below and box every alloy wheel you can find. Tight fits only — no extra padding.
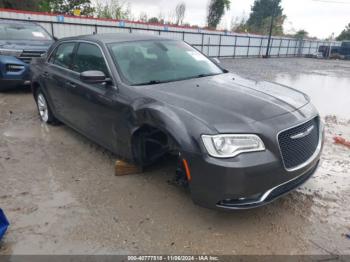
[37,93,49,123]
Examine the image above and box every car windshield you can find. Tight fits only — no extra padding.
[108,40,223,85]
[0,23,52,41]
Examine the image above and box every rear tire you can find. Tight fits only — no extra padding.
[35,88,58,125]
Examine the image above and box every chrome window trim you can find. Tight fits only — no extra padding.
[276,115,323,172]
[46,40,116,88]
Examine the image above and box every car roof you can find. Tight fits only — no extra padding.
[59,33,174,44]
[0,19,40,26]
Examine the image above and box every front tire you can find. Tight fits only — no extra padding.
[35,89,57,124]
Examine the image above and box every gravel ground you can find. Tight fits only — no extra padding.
[0,58,349,255]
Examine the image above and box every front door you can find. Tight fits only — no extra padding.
[62,42,119,150]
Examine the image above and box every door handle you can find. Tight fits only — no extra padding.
[66,81,77,88]
[97,94,113,103]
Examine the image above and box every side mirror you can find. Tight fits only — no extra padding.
[53,36,59,41]
[80,70,107,84]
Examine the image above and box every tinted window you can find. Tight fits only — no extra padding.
[0,23,52,41]
[51,43,76,69]
[108,40,222,85]
[72,43,109,75]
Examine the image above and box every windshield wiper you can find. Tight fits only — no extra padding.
[132,73,222,86]
[196,74,212,78]
[133,80,164,86]
[194,73,220,78]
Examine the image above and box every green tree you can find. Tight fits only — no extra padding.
[39,0,94,16]
[294,30,309,39]
[0,0,41,11]
[336,23,350,41]
[95,0,131,20]
[207,0,231,29]
[148,17,159,24]
[246,0,285,35]
[231,16,249,33]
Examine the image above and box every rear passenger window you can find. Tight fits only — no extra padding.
[50,42,76,69]
[72,43,109,76]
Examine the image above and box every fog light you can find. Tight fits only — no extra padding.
[6,64,25,72]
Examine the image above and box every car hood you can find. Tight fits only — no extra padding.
[138,73,310,131]
[0,40,53,51]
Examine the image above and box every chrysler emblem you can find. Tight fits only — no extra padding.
[290,125,315,139]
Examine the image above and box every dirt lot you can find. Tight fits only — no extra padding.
[0,58,349,255]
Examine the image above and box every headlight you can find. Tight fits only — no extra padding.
[202,134,265,158]
[0,48,23,57]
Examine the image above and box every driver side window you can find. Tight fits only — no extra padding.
[50,42,76,69]
[72,43,109,76]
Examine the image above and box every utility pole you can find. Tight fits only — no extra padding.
[328,32,334,59]
[264,0,278,58]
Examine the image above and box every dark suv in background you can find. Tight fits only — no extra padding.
[0,20,54,90]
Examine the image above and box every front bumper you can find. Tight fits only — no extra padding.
[0,56,30,90]
[216,161,319,209]
[185,106,324,210]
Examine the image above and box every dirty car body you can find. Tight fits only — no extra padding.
[0,20,53,90]
[30,34,324,210]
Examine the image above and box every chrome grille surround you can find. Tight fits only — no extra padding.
[277,116,323,172]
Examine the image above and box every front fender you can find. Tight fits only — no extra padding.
[131,100,215,154]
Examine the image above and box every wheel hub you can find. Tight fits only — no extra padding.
[37,93,49,122]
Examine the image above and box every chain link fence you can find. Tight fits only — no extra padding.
[0,8,341,58]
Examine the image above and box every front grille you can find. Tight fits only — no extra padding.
[19,50,45,64]
[278,117,320,170]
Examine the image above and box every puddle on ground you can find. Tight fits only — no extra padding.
[3,123,51,139]
[274,73,350,119]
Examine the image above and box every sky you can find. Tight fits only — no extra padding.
[119,0,350,39]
